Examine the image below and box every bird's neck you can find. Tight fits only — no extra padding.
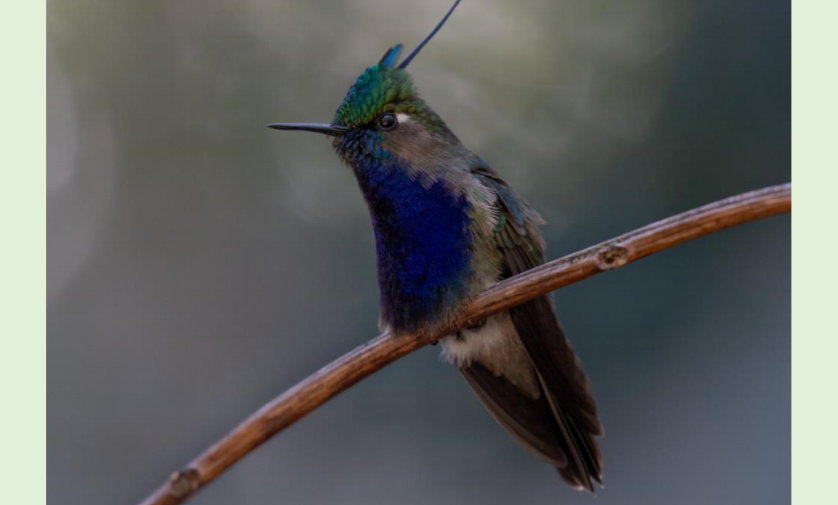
[353,157,474,334]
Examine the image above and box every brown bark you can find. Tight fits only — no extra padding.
[138,183,791,505]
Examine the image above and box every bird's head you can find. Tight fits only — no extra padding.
[268,0,465,169]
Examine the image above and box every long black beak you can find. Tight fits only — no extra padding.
[266,122,350,136]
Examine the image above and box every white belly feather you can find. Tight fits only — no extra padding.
[440,313,541,399]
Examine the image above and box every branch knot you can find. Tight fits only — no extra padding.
[595,245,629,270]
[168,469,200,498]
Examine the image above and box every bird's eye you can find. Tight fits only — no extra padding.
[377,113,398,131]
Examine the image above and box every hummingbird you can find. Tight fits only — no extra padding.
[269,0,603,491]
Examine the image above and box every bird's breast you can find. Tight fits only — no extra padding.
[354,160,475,334]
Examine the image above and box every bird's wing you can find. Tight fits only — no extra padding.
[468,165,604,491]
[460,360,568,465]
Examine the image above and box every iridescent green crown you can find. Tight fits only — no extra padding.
[332,45,418,127]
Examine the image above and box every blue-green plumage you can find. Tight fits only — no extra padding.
[269,0,604,493]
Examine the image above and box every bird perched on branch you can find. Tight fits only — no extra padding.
[269,0,603,492]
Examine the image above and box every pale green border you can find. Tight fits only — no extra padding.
[792,1,834,503]
[4,1,46,504]
[29,1,809,504]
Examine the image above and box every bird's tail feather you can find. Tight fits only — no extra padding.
[512,296,603,491]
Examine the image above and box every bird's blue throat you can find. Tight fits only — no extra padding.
[351,154,473,333]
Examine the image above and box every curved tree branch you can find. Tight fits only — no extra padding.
[138,183,791,505]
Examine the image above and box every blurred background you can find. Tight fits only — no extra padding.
[47,0,790,504]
